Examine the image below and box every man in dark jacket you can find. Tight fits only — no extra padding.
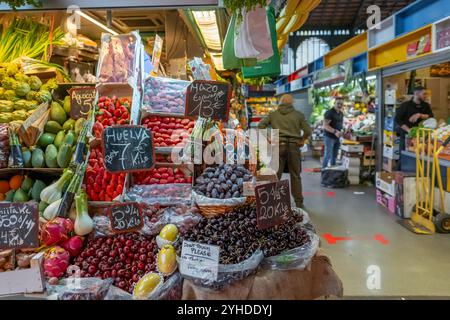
[395,86,433,170]
[322,97,344,168]
[258,94,311,208]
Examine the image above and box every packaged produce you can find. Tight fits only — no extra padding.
[141,115,195,147]
[132,167,192,185]
[142,77,190,115]
[126,183,192,205]
[0,125,9,168]
[72,234,158,294]
[46,277,113,300]
[98,32,139,84]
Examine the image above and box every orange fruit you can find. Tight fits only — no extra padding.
[9,175,24,190]
[0,180,9,194]
[0,193,5,201]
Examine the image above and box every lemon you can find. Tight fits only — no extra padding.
[159,224,178,242]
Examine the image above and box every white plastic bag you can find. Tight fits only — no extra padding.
[234,9,260,59]
[247,6,273,61]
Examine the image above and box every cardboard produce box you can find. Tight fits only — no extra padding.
[395,172,416,218]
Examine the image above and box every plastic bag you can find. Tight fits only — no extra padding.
[261,231,319,271]
[97,32,140,84]
[163,205,202,235]
[46,278,113,300]
[139,203,166,236]
[179,249,263,290]
[104,285,133,300]
[192,190,247,207]
[247,6,273,61]
[126,184,192,206]
[92,215,115,238]
[142,76,190,115]
[292,207,310,225]
[234,8,260,59]
[148,272,183,300]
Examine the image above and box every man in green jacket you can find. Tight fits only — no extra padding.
[258,94,312,208]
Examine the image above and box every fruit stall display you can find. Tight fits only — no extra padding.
[246,96,277,117]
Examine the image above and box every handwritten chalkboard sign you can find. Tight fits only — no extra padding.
[0,202,39,249]
[70,87,96,119]
[255,180,292,230]
[102,125,155,173]
[109,202,143,234]
[185,80,231,122]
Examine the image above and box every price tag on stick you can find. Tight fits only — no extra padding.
[108,202,143,234]
[0,202,39,249]
[179,241,220,281]
[70,87,96,120]
[102,125,155,173]
[255,180,292,230]
[185,80,231,122]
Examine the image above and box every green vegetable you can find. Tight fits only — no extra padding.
[57,143,73,168]
[38,201,49,214]
[31,147,45,168]
[13,188,29,202]
[63,118,76,131]
[5,190,15,201]
[31,180,46,201]
[40,169,74,204]
[54,130,66,148]
[36,90,52,103]
[74,118,86,136]
[45,144,58,168]
[49,101,67,125]
[22,147,32,167]
[28,75,42,91]
[64,130,75,146]
[37,132,56,148]
[44,121,63,134]
[63,96,71,114]
[15,82,31,97]
[21,176,34,193]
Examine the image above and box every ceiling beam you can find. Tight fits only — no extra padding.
[350,0,367,31]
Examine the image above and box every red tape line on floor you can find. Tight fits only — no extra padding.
[323,233,389,245]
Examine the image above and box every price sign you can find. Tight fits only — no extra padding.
[70,87,96,119]
[255,180,292,230]
[0,202,39,249]
[179,241,220,281]
[108,202,143,234]
[102,125,155,173]
[185,80,231,122]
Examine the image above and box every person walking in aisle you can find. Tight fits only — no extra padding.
[322,97,344,169]
[394,86,433,170]
[258,94,311,209]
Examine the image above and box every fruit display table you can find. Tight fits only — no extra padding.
[181,250,343,300]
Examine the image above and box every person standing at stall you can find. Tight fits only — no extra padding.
[322,97,344,169]
[258,94,311,209]
[394,86,433,170]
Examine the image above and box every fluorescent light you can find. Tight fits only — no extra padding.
[75,10,119,35]
[192,10,221,51]
[210,53,224,70]
[366,75,377,81]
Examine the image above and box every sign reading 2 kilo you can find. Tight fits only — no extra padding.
[185,80,231,122]
[102,125,155,173]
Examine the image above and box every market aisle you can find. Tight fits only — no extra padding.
[299,158,450,298]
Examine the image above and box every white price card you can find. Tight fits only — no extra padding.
[179,241,220,281]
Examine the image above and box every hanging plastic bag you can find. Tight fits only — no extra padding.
[247,6,273,61]
[234,8,260,59]
[46,278,113,300]
[242,6,280,78]
[222,13,257,70]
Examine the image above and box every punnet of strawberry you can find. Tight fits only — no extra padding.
[85,144,125,201]
[93,96,131,138]
[141,115,195,147]
[133,166,192,185]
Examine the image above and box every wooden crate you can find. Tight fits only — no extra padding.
[0,252,45,296]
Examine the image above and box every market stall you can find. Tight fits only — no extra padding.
[0,4,343,300]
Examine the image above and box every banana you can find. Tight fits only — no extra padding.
[284,0,302,17]
[282,14,299,35]
[289,13,309,33]
[276,16,289,32]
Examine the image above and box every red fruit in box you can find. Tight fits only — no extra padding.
[161,173,169,179]
[167,177,175,183]
[157,167,168,173]
[159,179,167,184]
